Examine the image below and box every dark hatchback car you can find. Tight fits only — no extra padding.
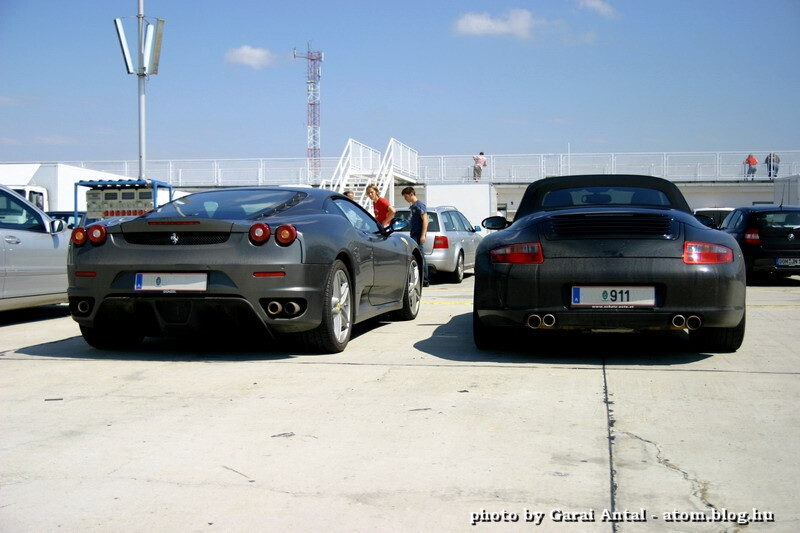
[473,175,747,353]
[717,205,800,279]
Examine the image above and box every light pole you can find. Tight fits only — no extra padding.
[114,0,163,180]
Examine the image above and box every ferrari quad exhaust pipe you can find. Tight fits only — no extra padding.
[542,314,557,327]
[671,314,686,328]
[76,300,91,314]
[686,315,703,330]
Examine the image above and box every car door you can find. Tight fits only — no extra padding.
[0,190,68,300]
[452,210,481,268]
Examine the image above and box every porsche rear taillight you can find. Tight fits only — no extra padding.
[683,242,734,264]
[744,229,760,245]
[275,224,297,246]
[248,223,271,245]
[489,242,544,264]
[433,235,449,249]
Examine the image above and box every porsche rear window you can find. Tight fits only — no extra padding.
[149,190,307,219]
[541,187,670,208]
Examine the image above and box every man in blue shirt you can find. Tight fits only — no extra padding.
[401,186,429,287]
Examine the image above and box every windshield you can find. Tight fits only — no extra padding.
[147,189,307,220]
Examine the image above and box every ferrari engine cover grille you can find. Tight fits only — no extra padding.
[545,213,676,239]
[123,232,231,245]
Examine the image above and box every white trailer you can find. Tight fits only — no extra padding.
[774,175,800,206]
[424,183,498,228]
[0,163,130,212]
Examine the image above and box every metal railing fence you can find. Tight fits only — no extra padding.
[45,150,799,188]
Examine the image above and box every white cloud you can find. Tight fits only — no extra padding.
[578,0,617,19]
[453,9,536,39]
[225,45,278,70]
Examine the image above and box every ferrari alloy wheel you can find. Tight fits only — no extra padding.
[397,257,422,320]
[303,259,352,353]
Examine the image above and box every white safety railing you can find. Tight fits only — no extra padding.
[43,149,800,188]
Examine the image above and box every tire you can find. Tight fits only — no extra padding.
[396,257,422,320]
[473,305,491,349]
[80,325,144,350]
[689,311,746,353]
[448,251,465,283]
[301,259,353,353]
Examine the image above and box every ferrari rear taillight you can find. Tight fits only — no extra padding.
[87,225,107,245]
[683,242,734,264]
[433,235,449,249]
[248,223,271,245]
[71,227,88,247]
[275,224,298,246]
[490,242,544,264]
[744,229,760,245]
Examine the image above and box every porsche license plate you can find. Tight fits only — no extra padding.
[572,286,655,308]
[135,273,207,292]
[776,258,800,267]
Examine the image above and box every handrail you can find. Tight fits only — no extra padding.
[19,149,799,187]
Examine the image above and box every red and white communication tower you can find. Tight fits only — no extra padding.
[294,43,324,182]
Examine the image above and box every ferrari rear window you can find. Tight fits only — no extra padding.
[148,190,307,220]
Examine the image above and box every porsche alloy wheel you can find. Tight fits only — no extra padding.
[302,260,353,353]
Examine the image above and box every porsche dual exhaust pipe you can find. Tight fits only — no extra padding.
[686,315,703,330]
[266,301,283,316]
[526,314,556,329]
[672,314,703,330]
[76,300,91,314]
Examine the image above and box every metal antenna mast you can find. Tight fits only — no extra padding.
[294,43,323,182]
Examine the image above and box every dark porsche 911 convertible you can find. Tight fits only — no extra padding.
[473,175,746,352]
[68,187,423,353]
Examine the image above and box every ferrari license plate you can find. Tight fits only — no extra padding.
[135,273,207,292]
[572,286,655,308]
[776,258,800,267]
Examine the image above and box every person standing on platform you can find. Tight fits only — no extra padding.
[744,154,758,180]
[765,153,780,178]
[473,152,487,181]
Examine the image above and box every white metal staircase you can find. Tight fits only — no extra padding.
[321,138,418,208]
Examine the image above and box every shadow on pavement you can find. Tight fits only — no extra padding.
[415,312,715,366]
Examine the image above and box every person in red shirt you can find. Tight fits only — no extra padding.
[744,154,758,180]
[366,184,396,226]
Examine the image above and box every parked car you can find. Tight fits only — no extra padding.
[693,207,734,228]
[393,205,483,282]
[473,175,747,352]
[717,205,800,279]
[0,184,68,312]
[47,210,91,229]
[67,187,423,353]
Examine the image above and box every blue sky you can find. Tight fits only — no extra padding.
[1,0,799,162]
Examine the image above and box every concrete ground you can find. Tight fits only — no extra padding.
[1,276,798,533]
